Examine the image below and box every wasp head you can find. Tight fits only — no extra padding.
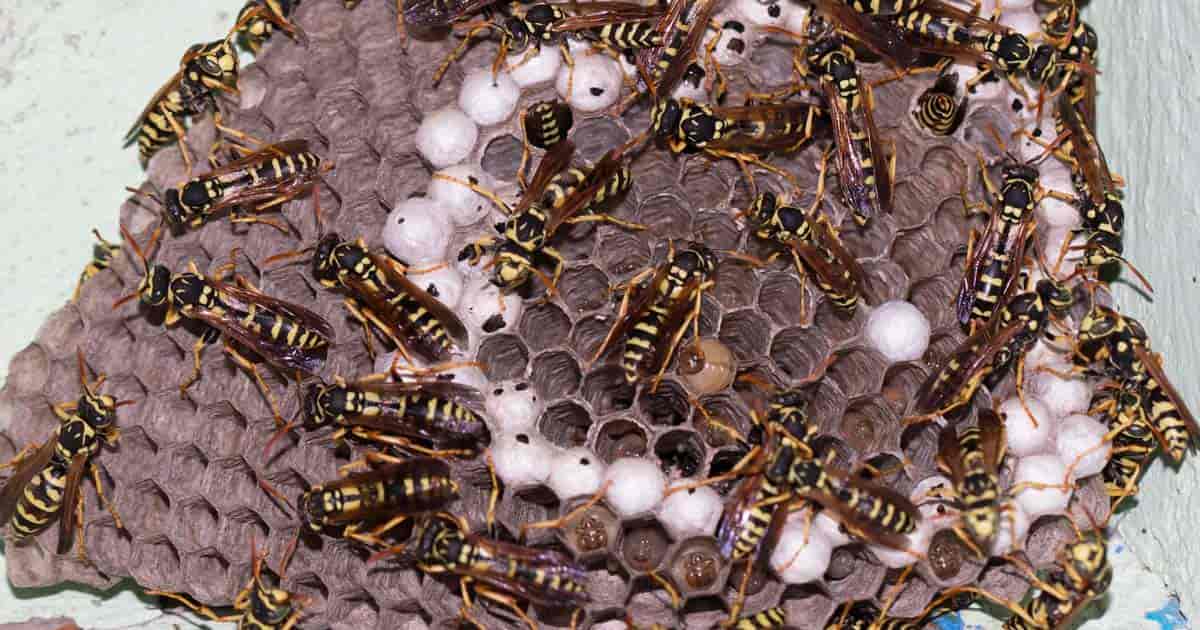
[678,102,719,148]
[186,39,240,92]
[1078,304,1120,343]
[490,243,533,291]
[1036,278,1074,316]
[77,392,119,431]
[674,242,717,279]
[521,3,563,40]
[745,192,778,227]
[249,582,294,626]
[962,506,998,549]
[138,264,172,307]
[1026,44,1059,86]
[650,98,683,140]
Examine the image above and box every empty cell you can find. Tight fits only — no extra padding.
[718,309,771,361]
[237,64,270,109]
[262,74,315,126]
[530,351,582,401]
[118,479,170,542]
[638,379,692,427]
[621,519,670,573]
[477,334,529,382]
[822,549,885,603]
[638,194,692,240]
[573,117,630,163]
[370,113,422,159]
[860,260,909,305]
[326,147,382,205]
[809,298,866,346]
[631,153,679,196]
[825,347,888,400]
[85,519,132,576]
[883,571,938,618]
[569,314,611,360]
[678,161,731,210]
[582,365,636,415]
[891,228,948,283]
[653,429,706,479]
[907,275,958,331]
[692,392,752,448]
[597,231,651,278]
[480,134,524,181]
[712,263,759,310]
[758,272,805,328]
[130,537,181,591]
[537,400,592,448]
[75,269,128,327]
[889,180,933,231]
[918,145,968,195]
[331,590,382,629]
[880,363,929,415]
[559,265,610,314]
[195,401,249,459]
[37,306,86,361]
[220,507,271,554]
[839,397,898,454]
[769,326,830,382]
[182,549,232,602]
[595,419,648,463]
[519,304,572,354]
[901,423,941,474]
[839,215,896,262]
[202,457,259,512]
[171,497,219,553]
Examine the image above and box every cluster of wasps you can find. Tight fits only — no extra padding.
[4,0,1193,628]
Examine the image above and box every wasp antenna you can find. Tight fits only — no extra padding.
[1030,129,1072,165]
[367,544,408,565]
[279,531,300,579]
[112,292,140,310]
[1113,254,1154,294]
[114,399,138,409]
[118,223,148,268]
[124,185,164,207]
[258,477,295,516]
[984,123,1010,155]
[264,418,302,461]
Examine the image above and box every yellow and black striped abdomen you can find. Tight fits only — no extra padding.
[620,301,671,382]
[733,606,786,629]
[594,21,661,50]
[137,90,188,162]
[1142,378,1192,462]
[11,464,69,540]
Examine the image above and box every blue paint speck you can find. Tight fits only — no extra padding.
[932,613,964,630]
[1146,596,1190,630]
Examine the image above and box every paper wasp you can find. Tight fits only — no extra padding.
[113,223,334,425]
[264,374,488,459]
[302,233,469,363]
[805,30,892,227]
[730,606,786,629]
[1065,304,1197,463]
[129,140,328,235]
[826,591,974,629]
[522,100,573,152]
[591,240,716,387]
[234,0,305,55]
[0,350,128,558]
[932,409,1008,555]
[72,230,122,303]
[1092,386,1156,502]
[840,0,922,16]
[739,176,867,317]
[635,0,720,97]
[914,71,966,136]
[373,512,589,630]
[124,38,240,170]
[651,97,824,159]
[453,139,643,296]
[149,538,309,630]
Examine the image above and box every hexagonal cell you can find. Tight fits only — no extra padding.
[481,134,524,181]
[5,343,50,397]
[582,365,636,415]
[824,347,888,399]
[669,537,725,598]
[314,85,369,146]
[596,230,651,279]
[569,314,613,360]
[880,363,928,416]
[889,179,933,231]
[84,518,132,577]
[330,589,382,628]
[718,309,771,362]
[638,379,692,427]
[595,419,648,463]
[530,351,582,401]
[810,298,867,347]
[120,478,171,541]
[195,401,249,461]
[653,429,706,480]
[924,528,983,588]
[693,392,753,449]
[881,570,938,618]
[621,518,670,573]
[769,326,831,383]
[823,547,886,603]
[537,400,592,448]
[37,305,86,361]
[839,215,896,262]
[861,260,910,306]
[679,159,732,211]
[477,334,529,382]
[128,333,187,395]
[907,274,959,332]
[758,272,805,328]
[638,193,692,240]
[891,228,949,283]
[171,497,219,553]
[202,457,260,512]
[556,498,620,560]
[930,195,977,249]
[559,265,610,314]
[712,262,760,311]
[693,210,741,252]
[839,396,899,454]
[131,536,182,590]
[901,423,941,474]
[182,548,232,602]
[781,584,836,630]
[573,117,629,163]
[519,303,572,353]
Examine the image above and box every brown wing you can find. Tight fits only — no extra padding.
[936,425,966,485]
[0,440,57,526]
[799,216,867,296]
[706,103,825,153]
[55,455,89,555]
[1057,99,1114,205]
[955,208,1004,325]
[814,0,920,68]
[196,280,334,374]
[123,70,185,145]
[638,0,718,96]
[799,470,917,550]
[716,470,766,557]
[913,323,1019,415]
[638,275,704,379]
[976,408,1006,471]
[459,535,590,606]
[922,0,1006,34]
[821,81,886,225]
[592,263,674,362]
[543,148,625,236]
[205,140,313,179]
[403,0,501,27]
[512,140,576,217]
[863,82,892,212]
[552,2,665,31]
[373,252,471,349]
[1135,345,1200,440]
[353,380,486,414]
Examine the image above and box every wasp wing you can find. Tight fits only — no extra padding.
[375,252,470,350]
[124,71,185,146]
[1134,345,1199,447]
[459,535,591,606]
[955,209,1004,326]
[936,424,967,485]
[205,140,313,180]
[822,81,885,225]
[637,0,718,96]
[0,439,57,526]
[705,103,825,154]
[1057,99,1115,205]
[198,281,334,374]
[977,408,1006,471]
[552,2,666,32]
[55,455,89,555]
[511,139,576,218]
[403,0,501,27]
[543,148,627,237]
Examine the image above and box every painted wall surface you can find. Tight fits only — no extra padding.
[1089,0,1200,623]
[0,1,1195,628]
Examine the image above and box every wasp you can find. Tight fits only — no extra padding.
[1001,535,1112,629]
[293,456,460,550]
[788,457,920,548]
[652,97,824,157]
[522,100,573,153]
[635,0,720,97]
[113,224,334,425]
[741,181,867,317]
[72,230,122,303]
[302,233,469,363]
[149,538,309,630]
[233,0,305,55]
[805,31,892,227]
[373,512,588,630]
[130,140,328,234]
[124,38,240,171]
[1092,386,1156,502]
[914,71,966,136]
[934,409,1007,555]
[1052,98,1119,208]
[1066,305,1197,463]
[829,592,975,629]
[0,350,127,558]
[591,240,716,387]
[454,139,642,296]
[730,606,786,629]
[840,0,923,16]
[265,375,488,458]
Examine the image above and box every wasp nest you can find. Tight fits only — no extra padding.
[0,0,1123,628]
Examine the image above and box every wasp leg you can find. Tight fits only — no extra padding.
[89,463,124,531]
[518,481,611,542]
[223,341,286,427]
[345,427,474,461]
[590,266,655,366]
[484,449,500,537]
[344,513,411,548]
[647,570,682,610]
[181,328,219,397]
[148,590,243,623]
[664,445,764,498]
[161,110,195,177]
[434,22,496,86]
[472,583,539,630]
[649,279,713,392]
[395,0,409,50]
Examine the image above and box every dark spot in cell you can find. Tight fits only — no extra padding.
[580,457,589,465]
[1033,128,1043,138]
[468,175,478,185]
[1012,98,1023,112]
[928,529,966,580]
[622,526,667,570]
[493,388,504,396]
[426,284,440,297]
[723,20,745,32]
[590,87,604,96]
[728,39,745,54]
[515,382,529,391]
[767,4,780,18]
[395,216,405,224]
[516,434,530,444]
[483,313,506,332]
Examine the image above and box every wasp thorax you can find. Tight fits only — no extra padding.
[304,383,344,426]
